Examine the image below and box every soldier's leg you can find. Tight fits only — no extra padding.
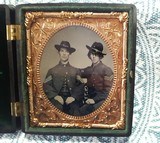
[68,101,81,116]
[79,104,93,116]
[50,98,63,111]
[93,100,104,110]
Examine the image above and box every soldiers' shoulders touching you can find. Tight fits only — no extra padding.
[81,66,91,74]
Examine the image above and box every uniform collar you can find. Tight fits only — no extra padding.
[59,61,70,67]
[92,61,102,68]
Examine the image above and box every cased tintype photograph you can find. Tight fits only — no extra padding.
[21,3,136,135]
[40,26,114,116]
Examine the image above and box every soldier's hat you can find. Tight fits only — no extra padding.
[55,41,76,53]
[86,42,106,58]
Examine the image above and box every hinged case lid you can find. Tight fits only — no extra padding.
[0,5,20,132]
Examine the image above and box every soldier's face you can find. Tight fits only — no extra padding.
[90,53,100,64]
[59,48,70,62]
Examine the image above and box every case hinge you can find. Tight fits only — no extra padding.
[6,25,21,40]
[11,102,22,117]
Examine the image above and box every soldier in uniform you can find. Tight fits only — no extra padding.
[79,42,114,115]
[43,41,82,115]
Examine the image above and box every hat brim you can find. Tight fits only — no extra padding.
[55,45,76,53]
[86,45,106,55]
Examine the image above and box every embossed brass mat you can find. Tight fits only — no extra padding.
[25,11,128,129]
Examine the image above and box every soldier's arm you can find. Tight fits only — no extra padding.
[103,66,114,93]
[75,68,84,83]
[79,67,89,78]
[70,68,85,101]
[92,67,113,102]
[43,72,58,99]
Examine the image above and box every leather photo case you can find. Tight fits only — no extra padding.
[0,3,136,136]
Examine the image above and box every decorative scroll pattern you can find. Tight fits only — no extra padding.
[25,11,128,129]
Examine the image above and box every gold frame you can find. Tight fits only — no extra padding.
[25,11,128,129]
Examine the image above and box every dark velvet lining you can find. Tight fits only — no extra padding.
[0,5,16,132]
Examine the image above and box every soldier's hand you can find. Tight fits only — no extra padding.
[65,97,75,105]
[86,99,95,104]
[54,95,64,105]
[76,75,84,83]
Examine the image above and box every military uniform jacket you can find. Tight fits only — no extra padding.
[81,61,114,102]
[43,62,80,100]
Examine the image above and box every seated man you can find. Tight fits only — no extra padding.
[79,42,114,115]
[43,41,82,116]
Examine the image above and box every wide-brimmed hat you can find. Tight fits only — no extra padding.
[86,42,106,57]
[55,41,76,53]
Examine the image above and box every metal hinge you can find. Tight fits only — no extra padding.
[11,102,22,117]
[6,25,21,40]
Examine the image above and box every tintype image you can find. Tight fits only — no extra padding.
[40,26,114,116]
[25,11,129,129]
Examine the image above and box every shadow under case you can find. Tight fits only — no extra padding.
[0,3,137,136]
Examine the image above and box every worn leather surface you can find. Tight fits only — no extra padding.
[0,0,160,142]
